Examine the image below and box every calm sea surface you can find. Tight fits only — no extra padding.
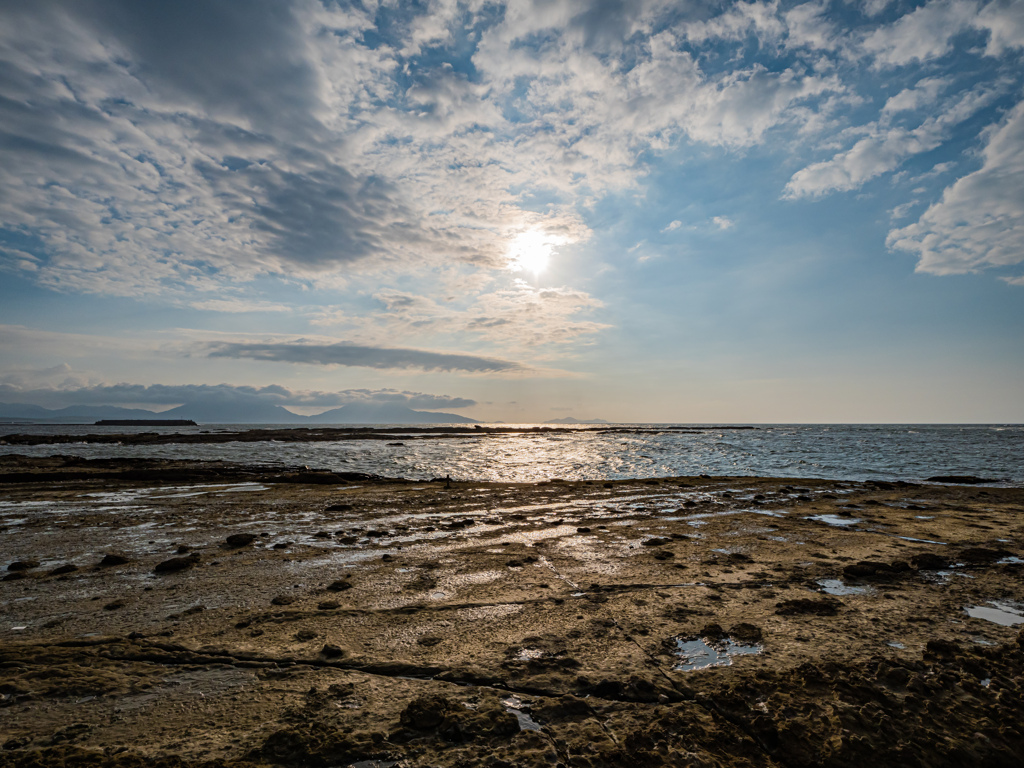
[1,424,1021,486]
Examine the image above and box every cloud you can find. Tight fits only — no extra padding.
[886,99,1024,277]
[712,216,735,230]
[862,0,980,67]
[661,220,683,232]
[0,381,476,410]
[783,85,999,198]
[205,341,525,373]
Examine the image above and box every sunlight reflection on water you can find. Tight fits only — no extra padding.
[2,424,1022,485]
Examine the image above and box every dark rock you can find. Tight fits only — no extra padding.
[176,545,191,554]
[225,533,257,547]
[295,629,317,641]
[2,572,26,581]
[926,475,999,484]
[642,537,672,547]
[401,694,453,729]
[652,550,674,560]
[317,601,340,610]
[775,597,841,616]
[417,635,443,647]
[7,560,40,571]
[321,643,345,658]
[843,560,911,581]
[700,623,727,639]
[49,563,78,575]
[271,595,295,606]
[326,503,353,511]
[730,622,764,642]
[381,554,395,562]
[925,639,962,660]
[576,527,592,533]
[154,553,199,573]
[103,599,125,610]
[272,542,291,549]
[313,531,332,539]
[958,547,1013,564]
[910,553,950,570]
[326,579,353,592]
[99,553,131,567]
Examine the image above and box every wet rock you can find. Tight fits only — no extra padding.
[326,579,353,592]
[2,571,26,581]
[225,533,257,547]
[699,623,727,639]
[271,595,296,606]
[326,503,353,511]
[175,545,191,554]
[49,563,78,575]
[313,531,332,539]
[273,542,291,549]
[103,599,126,611]
[7,559,40,571]
[153,553,199,573]
[576,527,592,533]
[99,553,131,567]
[321,643,345,658]
[775,597,841,616]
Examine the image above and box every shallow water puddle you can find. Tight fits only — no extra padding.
[501,695,544,732]
[817,579,872,596]
[807,514,861,527]
[965,601,1024,626]
[672,636,762,671]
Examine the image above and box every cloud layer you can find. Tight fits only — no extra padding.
[0,382,475,411]
[205,341,524,373]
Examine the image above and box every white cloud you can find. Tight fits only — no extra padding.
[880,78,949,118]
[862,0,980,67]
[784,84,999,198]
[887,100,1024,277]
[712,216,735,230]
[973,0,1024,55]
[662,220,683,232]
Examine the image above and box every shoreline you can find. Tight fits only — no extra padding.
[2,458,1023,766]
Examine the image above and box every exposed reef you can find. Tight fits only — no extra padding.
[2,458,1023,766]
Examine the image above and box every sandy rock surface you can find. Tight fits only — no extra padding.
[2,456,1024,767]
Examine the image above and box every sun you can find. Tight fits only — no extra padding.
[507,229,567,275]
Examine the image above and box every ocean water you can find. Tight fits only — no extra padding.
[1,423,1021,486]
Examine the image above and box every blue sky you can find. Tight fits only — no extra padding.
[1,0,1022,422]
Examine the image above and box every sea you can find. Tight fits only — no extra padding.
[1,423,1022,486]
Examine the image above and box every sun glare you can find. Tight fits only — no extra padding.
[507,229,567,275]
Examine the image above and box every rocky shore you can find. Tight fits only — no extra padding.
[2,456,1023,767]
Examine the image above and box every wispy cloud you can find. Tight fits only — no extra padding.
[887,99,1024,278]
[0,382,476,411]
[205,341,525,373]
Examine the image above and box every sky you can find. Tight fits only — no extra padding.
[1,0,1022,423]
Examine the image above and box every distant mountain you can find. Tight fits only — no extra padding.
[309,402,477,424]
[0,400,476,425]
[544,417,609,424]
[161,401,303,424]
[0,402,170,423]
